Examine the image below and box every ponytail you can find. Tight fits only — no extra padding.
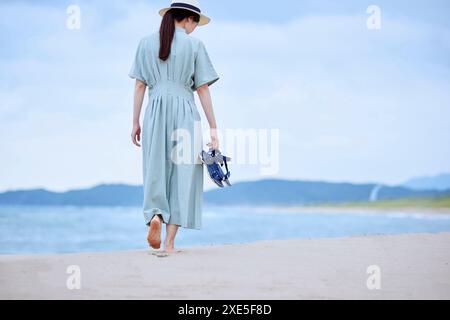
[159,8,200,61]
[159,11,175,61]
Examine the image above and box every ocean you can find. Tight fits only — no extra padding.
[1,205,450,254]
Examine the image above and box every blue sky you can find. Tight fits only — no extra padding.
[0,0,449,192]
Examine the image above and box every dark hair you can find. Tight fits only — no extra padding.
[159,8,200,61]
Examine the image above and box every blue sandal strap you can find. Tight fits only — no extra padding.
[222,155,230,178]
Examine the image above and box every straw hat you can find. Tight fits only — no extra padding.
[158,0,211,26]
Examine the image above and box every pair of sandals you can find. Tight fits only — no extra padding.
[199,148,232,188]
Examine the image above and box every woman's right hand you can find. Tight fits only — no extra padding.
[206,128,219,150]
[131,123,141,147]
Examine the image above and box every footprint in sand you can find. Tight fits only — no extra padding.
[149,251,170,257]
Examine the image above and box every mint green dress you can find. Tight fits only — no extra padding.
[128,26,219,230]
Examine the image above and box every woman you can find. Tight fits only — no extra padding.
[129,0,220,253]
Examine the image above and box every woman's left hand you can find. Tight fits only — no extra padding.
[131,123,141,147]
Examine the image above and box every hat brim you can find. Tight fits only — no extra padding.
[159,7,211,26]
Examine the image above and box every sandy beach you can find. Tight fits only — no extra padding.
[1,232,450,299]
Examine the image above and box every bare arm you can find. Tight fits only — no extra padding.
[197,84,219,150]
[131,79,147,147]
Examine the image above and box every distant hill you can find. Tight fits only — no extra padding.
[0,184,142,206]
[203,179,450,206]
[402,173,450,191]
[1,179,449,207]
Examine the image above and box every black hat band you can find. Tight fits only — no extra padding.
[170,2,201,14]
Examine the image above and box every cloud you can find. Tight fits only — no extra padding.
[0,1,449,191]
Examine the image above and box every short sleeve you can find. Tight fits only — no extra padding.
[128,38,147,84]
[194,41,219,90]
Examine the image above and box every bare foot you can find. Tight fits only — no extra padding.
[147,214,162,249]
[163,247,183,254]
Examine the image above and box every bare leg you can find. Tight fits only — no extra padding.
[164,223,182,253]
